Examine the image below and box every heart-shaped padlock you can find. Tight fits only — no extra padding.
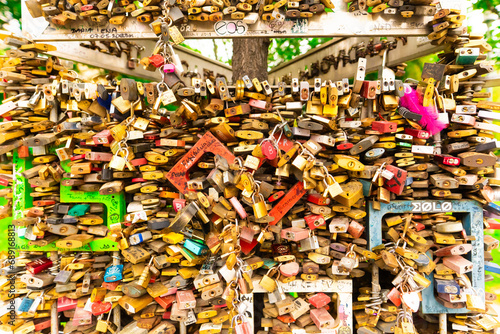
[401,291,420,312]
[91,301,112,316]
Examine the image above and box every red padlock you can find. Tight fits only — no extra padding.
[372,121,398,133]
[57,296,78,312]
[383,164,407,195]
[405,128,430,139]
[71,154,85,161]
[268,182,307,226]
[337,142,353,150]
[273,133,294,152]
[102,281,120,291]
[261,140,277,160]
[18,145,30,158]
[308,293,331,308]
[26,257,52,275]
[149,54,166,68]
[240,238,258,255]
[434,154,461,166]
[155,295,176,309]
[131,157,148,166]
[307,193,331,206]
[34,318,51,331]
[91,301,112,316]
[144,134,160,140]
[387,287,402,306]
[304,214,326,230]
[361,81,378,99]
[93,129,114,145]
[277,315,295,323]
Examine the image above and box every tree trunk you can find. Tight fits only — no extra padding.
[232,37,270,83]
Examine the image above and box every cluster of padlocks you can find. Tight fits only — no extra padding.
[24,0,439,26]
[1,2,500,334]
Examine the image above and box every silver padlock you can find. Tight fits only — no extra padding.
[299,235,319,252]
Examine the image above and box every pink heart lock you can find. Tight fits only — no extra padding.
[280,262,300,277]
[401,291,420,312]
[91,301,112,316]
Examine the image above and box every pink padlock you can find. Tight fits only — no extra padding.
[442,255,473,274]
[230,197,247,219]
[310,307,335,329]
[233,315,252,334]
[176,290,196,310]
[281,227,309,242]
[163,63,176,73]
[280,261,300,277]
[57,296,77,312]
[308,293,331,308]
[173,198,186,212]
[72,307,93,326]
[80,4,94,11]
[249,98,271,110]
[347,220,365,239]
[240,226,255,243]
[261,140,277,160]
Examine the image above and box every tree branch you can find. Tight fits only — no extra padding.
[485,0,500,17]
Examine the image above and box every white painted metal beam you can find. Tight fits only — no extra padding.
[44,41,233,81]
[268,36,445,84]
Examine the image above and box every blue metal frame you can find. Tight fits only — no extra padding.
[367,200,484,314]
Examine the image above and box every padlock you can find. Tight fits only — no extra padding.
[252,192,268,219]
[259,268,277,292]
[299,234,319,252]
[310,307,335,329]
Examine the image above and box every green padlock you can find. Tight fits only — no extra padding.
[67,204,90,217]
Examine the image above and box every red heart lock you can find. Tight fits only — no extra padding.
[91,301,112,316]
[261,140,277,160]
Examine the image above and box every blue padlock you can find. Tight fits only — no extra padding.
[485,202,500,216]
[413,253,429,266]
[435,279,460,295]
[17,297,34,314]
[104,264,123,283]
[97,96,112,110]
[405,176,414,186]
[262,259,278,269]
[359,179,372,197]
[485,261,500,275]
[184,238,208,256]
[455,48,479,65]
